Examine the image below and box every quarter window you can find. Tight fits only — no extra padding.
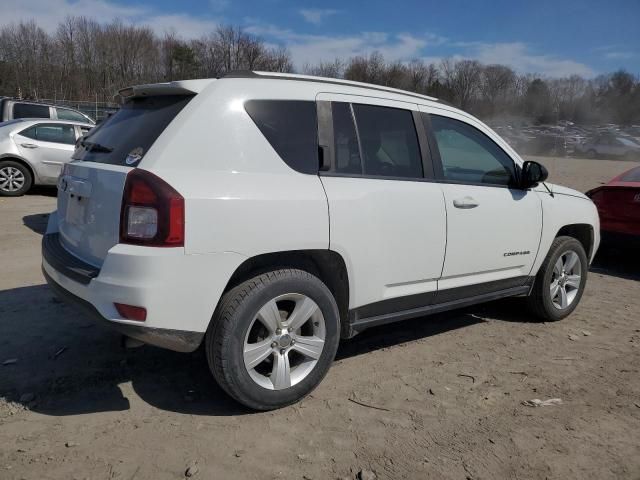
[245,100,318,174]
[352,104,423,179]
[56,108,88,122]
[20,124,76,145]
[13,103,50,120]
[429,114,515,186]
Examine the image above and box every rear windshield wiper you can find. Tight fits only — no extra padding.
[81,139,113,153]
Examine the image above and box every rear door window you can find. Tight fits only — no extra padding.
[13,103,51,119]
[245,100,318,174]
[73,95,193,165]
[351,104,423,179]
[20,123,76,145]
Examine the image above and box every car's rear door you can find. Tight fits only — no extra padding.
[317,93,446,317]
[419,105,542,294]
[14,122,76,181]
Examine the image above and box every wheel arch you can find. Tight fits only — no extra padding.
[556,223,594,259]
[0,155,38,185]
[221,250,351,338]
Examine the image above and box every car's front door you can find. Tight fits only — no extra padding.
[419,106,543,295]
[317,94,447,316]
[15,123,77,182]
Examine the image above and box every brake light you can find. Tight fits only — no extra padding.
[120,169,184,246]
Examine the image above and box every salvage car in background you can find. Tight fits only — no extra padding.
[0,119,93,196]
[587,166,640,246]
[576,134,640,160]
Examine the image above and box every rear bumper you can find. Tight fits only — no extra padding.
[42,228,246,352]
[43,267,203,352]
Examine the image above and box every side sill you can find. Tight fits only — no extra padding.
[348,284,531,336]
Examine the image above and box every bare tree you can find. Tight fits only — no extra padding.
[441,59,482,109]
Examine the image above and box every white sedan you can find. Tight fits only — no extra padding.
[0,118,93,196]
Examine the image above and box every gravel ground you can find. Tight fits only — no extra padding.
[1,157,639,480]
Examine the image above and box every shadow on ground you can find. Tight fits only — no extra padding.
[1,238,636,417]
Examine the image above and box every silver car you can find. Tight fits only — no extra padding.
[0,119,93,196]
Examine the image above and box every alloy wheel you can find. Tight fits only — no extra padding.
[550,250,582,309]
[0,166,25,192]
[243,293,326,390]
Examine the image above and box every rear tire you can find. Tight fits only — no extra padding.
[527,236,588,321]
[0,160,32,196]
[586,149,597,159]
[206,269,340,410]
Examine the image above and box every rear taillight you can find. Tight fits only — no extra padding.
[120,169,184,247]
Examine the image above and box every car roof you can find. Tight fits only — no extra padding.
[0,118,93,129]
[119,70,449,108]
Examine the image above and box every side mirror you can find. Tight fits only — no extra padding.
[520,160,548,189]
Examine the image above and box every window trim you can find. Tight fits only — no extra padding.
[317,100,436,182]
[423,112,522,189]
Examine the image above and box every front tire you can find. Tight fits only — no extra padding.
[0,160,33,196]
[206,269,340,410]
[527,236,588,321]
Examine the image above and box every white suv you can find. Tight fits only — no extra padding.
[43,71,600,410]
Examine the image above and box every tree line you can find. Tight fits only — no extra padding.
[1,17,639,125]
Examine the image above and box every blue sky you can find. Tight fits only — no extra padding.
[2,0,639,77]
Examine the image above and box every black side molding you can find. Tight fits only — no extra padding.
[347,277,534,336]
[42,233,100,285]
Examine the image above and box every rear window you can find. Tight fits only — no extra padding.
[72,95,193,165]
[620,167,640,182]
[244,100,318,174]
[13,103,50,119]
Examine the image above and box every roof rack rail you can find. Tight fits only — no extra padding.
[219,70,449,105]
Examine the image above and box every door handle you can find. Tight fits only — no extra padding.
[21,143,38,149]
[453,196,479,209]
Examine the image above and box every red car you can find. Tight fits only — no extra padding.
[586,166,640,245]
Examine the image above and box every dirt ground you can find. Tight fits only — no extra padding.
[1,156,639,480]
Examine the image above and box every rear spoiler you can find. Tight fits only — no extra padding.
[115,79,215,103]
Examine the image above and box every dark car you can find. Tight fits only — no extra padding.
[586,166,640,246]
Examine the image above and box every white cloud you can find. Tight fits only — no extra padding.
[141,14,218,38]
[604,51,634,60]
[245,20,593,77]
[299,8,339,25]
[428,42,595,77]
[469,42,595,77]
[0,0,218,38]
[245,21,443,68]
[0,0,144,31]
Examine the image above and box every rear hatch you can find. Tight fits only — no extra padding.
[56,94,194,267]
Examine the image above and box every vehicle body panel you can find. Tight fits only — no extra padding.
[586,166,640,238]
[0,119,92,186]
[42,73,601,351]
